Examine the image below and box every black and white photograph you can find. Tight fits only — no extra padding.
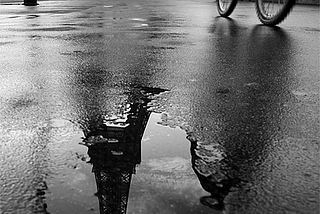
[0,0,319,213]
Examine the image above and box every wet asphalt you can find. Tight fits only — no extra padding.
[0,0,319,214]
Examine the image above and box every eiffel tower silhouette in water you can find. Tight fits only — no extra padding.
[82,97,151,214]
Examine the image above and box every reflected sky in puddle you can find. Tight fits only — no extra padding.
[128,113,211,214]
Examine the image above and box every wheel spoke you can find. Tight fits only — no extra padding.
[261,0,288,17]
[256,0,295,25]
[220,0,232,11]
[217,0,237,17]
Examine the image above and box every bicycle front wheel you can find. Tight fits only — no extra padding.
[255,0,296,26]
[217,0,238,17]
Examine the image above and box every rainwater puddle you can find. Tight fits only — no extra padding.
[44,112,216,214]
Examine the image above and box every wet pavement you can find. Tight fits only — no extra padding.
[0,0,319,214]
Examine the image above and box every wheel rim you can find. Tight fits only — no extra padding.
[259,0,288,19]
[219,0,233,12]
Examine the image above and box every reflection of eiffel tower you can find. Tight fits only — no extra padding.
[83,101,150,214]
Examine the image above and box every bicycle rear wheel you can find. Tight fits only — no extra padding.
[255,0,296,26]
[217,0,238,17]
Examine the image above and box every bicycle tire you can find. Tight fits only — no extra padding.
[255,0,296,26]
[217,0,238,17]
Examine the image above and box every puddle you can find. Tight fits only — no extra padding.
[46,109,214,214]
[11,86,218,214]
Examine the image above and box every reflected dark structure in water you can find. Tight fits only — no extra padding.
[33,181,49,214]
[80,87,167,214]
[81,100,150,214]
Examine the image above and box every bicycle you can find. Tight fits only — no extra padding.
[216,0,296,26]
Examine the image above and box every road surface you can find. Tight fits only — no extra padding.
[0,0,319,214]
